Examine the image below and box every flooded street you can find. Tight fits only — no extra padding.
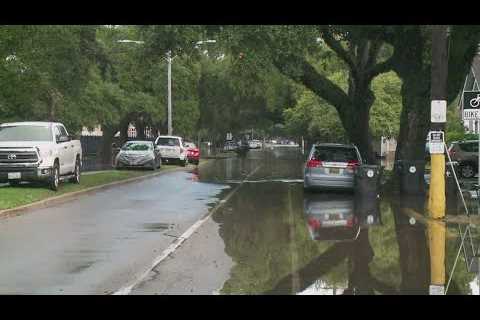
[1,147,479,294]
[134,147,480,295]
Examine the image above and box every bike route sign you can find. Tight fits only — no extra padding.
[463,91,480,120]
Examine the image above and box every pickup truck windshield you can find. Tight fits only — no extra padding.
[0,125,53,141]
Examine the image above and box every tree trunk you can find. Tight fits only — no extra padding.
[394,74,430,164]
[136,120,146,140]
[119,118,130,144]
[338,84,376,164]
[339,106,376,164]
[100,125,115,165]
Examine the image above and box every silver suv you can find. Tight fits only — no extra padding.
[304,143,362,191]
[448,140,478,178]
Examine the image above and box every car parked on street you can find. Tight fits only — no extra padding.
[223,140,238,152]
[0,121,82,191]
[304,143,362,191]
[154,135,187,166]
[248,140,262,149]
[184,141,200,165]
[448,140,478,178]
[115,140,161,170]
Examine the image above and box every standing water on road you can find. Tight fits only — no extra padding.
[198,147,480,295]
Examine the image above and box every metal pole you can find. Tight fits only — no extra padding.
[167,50,173,136]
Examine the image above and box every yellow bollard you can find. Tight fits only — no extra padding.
[427,220,446,291]
[428,153,445,219]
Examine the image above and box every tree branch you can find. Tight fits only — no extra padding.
[366,55,396,81]
[273,55,351,113]
[320,27,358,77]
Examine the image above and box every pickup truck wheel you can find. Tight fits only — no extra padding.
[71,158,81,184]
[9,181,20,187]
[50,163,60,191]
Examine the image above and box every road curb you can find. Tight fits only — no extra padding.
[0,160,211,219]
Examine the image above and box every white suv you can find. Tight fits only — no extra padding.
[154,136,187,166]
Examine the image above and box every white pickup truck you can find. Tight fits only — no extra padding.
[0,121,82,190]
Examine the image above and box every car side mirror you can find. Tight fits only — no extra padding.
[57,135,70,143]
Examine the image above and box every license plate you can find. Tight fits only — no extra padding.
[329,168,340,174]
[8,172,21,179]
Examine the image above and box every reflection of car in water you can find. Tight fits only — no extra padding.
[304,193,359,242]
[304,193,381,242]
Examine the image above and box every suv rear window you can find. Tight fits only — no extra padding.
[312,146,359,162]
[459,142,478,152]
[156,138,180,146]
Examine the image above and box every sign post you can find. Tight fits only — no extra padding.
[462,91,480,191]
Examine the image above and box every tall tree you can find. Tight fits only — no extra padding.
[217,25,396,163]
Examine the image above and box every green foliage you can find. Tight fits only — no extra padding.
[446,97,466,143]
[283,89,347,143]
[369,71,403,139]
[284,70,403,144]
[0,25,98,132]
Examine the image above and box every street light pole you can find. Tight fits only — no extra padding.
[167,50,173,136]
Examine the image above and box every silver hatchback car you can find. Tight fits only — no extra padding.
[304,143,362,191]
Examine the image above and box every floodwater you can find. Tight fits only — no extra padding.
[197,147,480,295]
[1,146,479,295]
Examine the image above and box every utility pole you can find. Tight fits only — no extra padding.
[428,25,449,219]
[428,25,449,295]
[167,50,173,136]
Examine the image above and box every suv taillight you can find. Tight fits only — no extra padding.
[307,159,322,168]
[347,160,359,168]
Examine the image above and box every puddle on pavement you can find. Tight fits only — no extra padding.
[202,148,480,295]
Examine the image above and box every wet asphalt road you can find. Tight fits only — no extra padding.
[1,147,479,294]
[0,166,229,294]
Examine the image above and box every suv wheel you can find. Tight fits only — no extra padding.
[71,157,81,184]
[461,164,475,179]
[50,163,60,191]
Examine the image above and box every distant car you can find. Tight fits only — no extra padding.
[154,136,187,166]
[223,140,238,152]
[304,193,359,242]
[304,143,362,191]
[448,140,478,178]
[115,140,161,170]
[248,140,262,149]
[184,141,200,165]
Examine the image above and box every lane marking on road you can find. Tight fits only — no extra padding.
[112,164,262,295]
